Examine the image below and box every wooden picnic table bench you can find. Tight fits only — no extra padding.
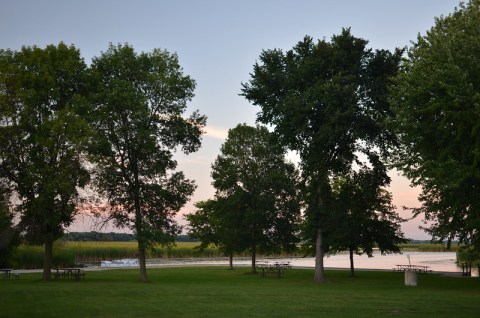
[394,264,431,273]
[256,262,291,278]
[53,268,85,280]
[0,269,21,279]
[0,269,12,279]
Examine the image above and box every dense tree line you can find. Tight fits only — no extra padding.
[62,232,197,242]
[0,44,205,281]
[63,232,135,242]
[241,29,404,282]
[391,0,480,251]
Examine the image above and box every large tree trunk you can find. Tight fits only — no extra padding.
[251,244,256,274]
[314,227,325,283]
[138,244,148,282]
[134,204,148,282]
[229,252,233,270]
[133,174,148,283]
[314,182,326,283]
[42,237,53,281]
[349,247,355,277]
[134,207,148,282]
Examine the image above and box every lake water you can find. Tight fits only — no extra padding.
[147,251,479,276]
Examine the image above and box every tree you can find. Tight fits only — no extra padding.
[0,191,20,268]
[186,198,247,269]
[210,124,301,273]
[242,29,401,282]
[89,44,206,282]
[328,159,406,277]
[391,0,480,250]
[0,43,90,280]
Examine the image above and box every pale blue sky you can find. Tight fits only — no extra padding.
[1,0,459,239]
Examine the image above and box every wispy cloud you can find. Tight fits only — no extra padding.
[204,125,229,140]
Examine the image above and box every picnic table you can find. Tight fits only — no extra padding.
[54,268,85,280]
[394,264,431,273]
[1,269,12,279]
[256,261,291,278]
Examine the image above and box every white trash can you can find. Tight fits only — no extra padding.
[404,270,417,287]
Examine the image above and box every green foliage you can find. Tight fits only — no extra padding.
[456,248,480,264]
[391,0,480,250]
[62,232,197,242]
[187,200,229,250]
[242,29,402,281]
[186,198,250,268]
[0,43,91,279]
[327,163,406,275]
[89,44,206,280]
[10,244,75,269]
[0,193,20,267]
[204,124,301,270]
[63,231,136,242]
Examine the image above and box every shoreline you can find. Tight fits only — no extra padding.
[10,263,470,278]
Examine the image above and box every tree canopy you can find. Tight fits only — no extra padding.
[328,160,406,276]
[0,191,20,268]
[0,43,91,280]
[186,198,247,269]
[391,0,480,250]
[241,29,402,282]
[207,124,301,272]
[89,44,206,282]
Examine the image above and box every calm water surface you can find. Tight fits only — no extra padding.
[149,251,478,276]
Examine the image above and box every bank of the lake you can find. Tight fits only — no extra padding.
[9,241,476,275]
[143,251,477,276]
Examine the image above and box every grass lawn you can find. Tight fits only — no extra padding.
[1,267,479,317]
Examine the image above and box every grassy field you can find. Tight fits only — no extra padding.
[1,267,479,317]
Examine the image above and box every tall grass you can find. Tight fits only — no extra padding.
[10,242,227,269]
[10,243,77,269]
[399,243,460,252]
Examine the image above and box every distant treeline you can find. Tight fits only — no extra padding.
[63,232,198,243]
[63,233,445,245]
[407,240,434,244]
[406,239,459,245]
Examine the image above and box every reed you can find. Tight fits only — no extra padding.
[11,241,225,268]
[11,243,77,269]
[399,243,460,252]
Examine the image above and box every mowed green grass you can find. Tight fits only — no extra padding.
[1,267,479,318]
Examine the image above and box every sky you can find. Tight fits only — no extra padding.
[1,0,460,239]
